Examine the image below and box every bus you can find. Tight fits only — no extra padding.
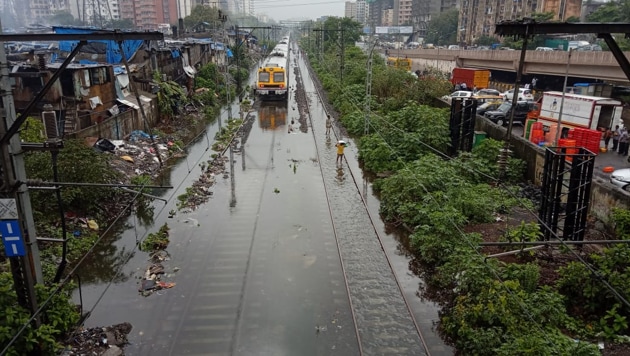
[386,57,412,72]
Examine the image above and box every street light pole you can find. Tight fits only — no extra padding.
[555,48,573,145]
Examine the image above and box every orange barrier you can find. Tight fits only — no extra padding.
[558,138,577,162]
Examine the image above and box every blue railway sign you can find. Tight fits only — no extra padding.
[0,220,25,257]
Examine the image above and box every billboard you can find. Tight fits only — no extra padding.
[375,26,414,34]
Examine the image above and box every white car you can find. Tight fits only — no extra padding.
[442,90,473,104]
[610,168,630,191]
[501,88,534,101]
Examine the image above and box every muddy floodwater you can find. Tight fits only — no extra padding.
[74,48,453,355]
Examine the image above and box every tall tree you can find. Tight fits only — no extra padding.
[184,5,222,31]
[425,9,459,46]
[46,11,82,26]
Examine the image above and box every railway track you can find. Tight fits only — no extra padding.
[293,46,432,356]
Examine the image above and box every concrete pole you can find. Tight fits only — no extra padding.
[0,20,42,316]
[555,48,573,146]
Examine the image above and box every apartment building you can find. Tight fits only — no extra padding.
[397,0,412,25]
[345,0,368,24]
[459,0,581,45]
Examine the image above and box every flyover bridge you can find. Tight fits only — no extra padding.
[396,49,630,83]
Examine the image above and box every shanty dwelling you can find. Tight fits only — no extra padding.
[10,60,157,140]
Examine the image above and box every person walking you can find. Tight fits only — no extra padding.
[619,127,629,156]
[335,140,347,165]
[613,125,621,152]
[604,128,613,150]
[325,114,332,136]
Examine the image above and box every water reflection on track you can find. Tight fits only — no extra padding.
[258,101,288,131]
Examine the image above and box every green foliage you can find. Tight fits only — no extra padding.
[557,243,630,326]
[599,304,628,340]
[24,139,123,220]
[331,84,364,115]
[45,10,82,26]
[339,110,368,136]
[502,222,543,244]
[612,208,630,238]
[105,18,134,29]
[424,8,459,46]
[0,272,79,355]
[587,0,630,22]
[376,154,467,226]
[441,279,587,355]
[195,63,224,107]
[154,72,188,119]
[20,117,46,143]
[183,5,222,30]
[141,223,170,251]
[358,103,450,174]
[462,138,526,183]
[320,17,363,50]
[475,35,499,46]
[501,263,540,293]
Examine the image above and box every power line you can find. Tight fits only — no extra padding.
[310,40,630,312]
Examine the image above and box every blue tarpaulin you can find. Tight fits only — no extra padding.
[226,48,233,58]
[53,26,144,64]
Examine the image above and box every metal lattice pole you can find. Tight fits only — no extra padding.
[364,38,376,135]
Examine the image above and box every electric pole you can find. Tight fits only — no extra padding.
[0,22,42,318]
[0,29,163,319]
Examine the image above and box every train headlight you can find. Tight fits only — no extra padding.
[279,84,284,88]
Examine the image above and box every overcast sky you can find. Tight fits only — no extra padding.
[255,0,346,22]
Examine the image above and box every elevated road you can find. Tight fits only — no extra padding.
[395,49,630,83]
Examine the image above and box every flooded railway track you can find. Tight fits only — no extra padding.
[294,50,432,355]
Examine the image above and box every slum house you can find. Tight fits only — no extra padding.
[9,59,154,140]
[129,38,227,95]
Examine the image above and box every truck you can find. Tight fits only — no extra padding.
[537,91,623,133]
[451,68,491,90]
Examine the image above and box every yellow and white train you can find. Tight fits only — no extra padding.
[254,35,290,101]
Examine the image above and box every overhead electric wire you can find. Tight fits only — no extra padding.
[255,0,345,8]
[0,187,145,356]
[1,88,246,355]
[309,44,630,343]
[313,64,561,347]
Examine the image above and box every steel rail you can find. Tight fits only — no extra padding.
[300,45,432,355]
[295,47,364,355]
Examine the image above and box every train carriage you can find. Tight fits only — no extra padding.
[255,39,290,101]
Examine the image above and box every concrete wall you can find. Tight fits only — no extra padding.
[72,98,158,140]
[475,118,630,220]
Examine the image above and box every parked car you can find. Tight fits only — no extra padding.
[448,45,460,50]
[442,90,473,104]
[476,88,502,96]
[484,101,536,126]
[476,101,503,116]
[535,47,555,51]
[610,168,630,191]
[575,44,603,51]
[501,88,534,101]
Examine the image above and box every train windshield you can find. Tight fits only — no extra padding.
[259,72,270,82]
[273,72,284,82]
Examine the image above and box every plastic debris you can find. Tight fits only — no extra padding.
[87,219,99,231]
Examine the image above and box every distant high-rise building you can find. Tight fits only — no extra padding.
[368,0,393,28]
[381,7,394,26]
[458,0,581,46]
[345,1,358,20]
[397,0,411,25]
[70,0,121,26]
